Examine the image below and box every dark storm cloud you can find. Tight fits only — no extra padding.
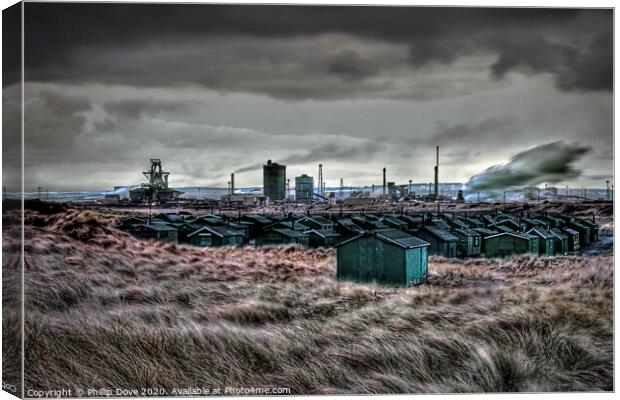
[17,4,612,99]
[327,50,379,81]
[464,141,591,191]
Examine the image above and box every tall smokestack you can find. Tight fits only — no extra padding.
[230,173,235,195]
[606,180,610,200]
[434,146,439,198]
[318,164,323,196]
[383,167,386,195]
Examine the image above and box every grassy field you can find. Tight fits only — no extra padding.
[2,204,613,394]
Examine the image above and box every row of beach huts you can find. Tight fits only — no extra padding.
[117,211,599,287]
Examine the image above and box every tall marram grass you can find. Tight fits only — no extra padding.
[2,205,613,394]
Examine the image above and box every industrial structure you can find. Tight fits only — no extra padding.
[318,164,323,197]
[129,159,183,203]
[434,146,439,198]
[263,160,286,201]
[295,174,314,204]
[383,167,387,196]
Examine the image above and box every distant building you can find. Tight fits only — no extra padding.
[103,194,121,205]
[263,160,286,201]
[243,195,268,207]
[295,174,314,204]
[129,159,183,203]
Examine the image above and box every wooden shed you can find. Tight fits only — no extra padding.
[447,217,470,231]
[118,216,147,227]
[190,215,223,226]
[561,227,581,253]
[171,222,202,243]
[334,218,365,237]
[489,219,522,233]
[472,228,499,253]
[521,233,540,254]
[256,228,309,247]
[336,229,430,287]
[264,220,310,232]
[296,216,334,231]
[526,227,555,257]
[566,221,591,246]
[383,216,409,231]
[539,214,565,228]
[417,226,458,258]
[351,215,387,230]
[239,214,274,238]
[154,213,185,223]
[431,219,453,232]
[397,215,425,230]
[465,217,484,228]
[452,228,482,257]
[481,214,498,226]
[131,224,178,243]
[578,218,599,243]
[549,228,569,256]
[187,226,245,247]
[483,232,535,258]
[305,229,341,248]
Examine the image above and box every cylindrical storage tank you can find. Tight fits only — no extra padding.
[263,160,286,201]
[295,174,314,204]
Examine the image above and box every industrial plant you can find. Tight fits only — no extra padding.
[108,148,606,288]
[128,159,183,203]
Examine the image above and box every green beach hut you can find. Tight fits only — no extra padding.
[336,229,430,287]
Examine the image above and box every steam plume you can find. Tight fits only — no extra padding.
[234,163,264,174]
[464,141,590,191]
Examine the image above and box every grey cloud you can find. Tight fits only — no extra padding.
[327,50,379,81]
[279,141,387,165]
[433,118,520,145]
[24,90,92,152]
[234,140,388,173]
[103,98,192,120]
[403,118,522,158]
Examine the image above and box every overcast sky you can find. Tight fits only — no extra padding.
[2,3,613,191]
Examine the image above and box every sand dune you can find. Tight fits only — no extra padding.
[2,204,613,393]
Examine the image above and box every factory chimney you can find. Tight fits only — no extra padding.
[434,146,439,198]
[382,167,387,196]
[230,173,235,195]
[318,164,323,196]
[606,180,610,200]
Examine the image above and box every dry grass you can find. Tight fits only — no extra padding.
[2,205,613,394]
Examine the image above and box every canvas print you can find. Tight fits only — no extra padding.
[1,1,614,397]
